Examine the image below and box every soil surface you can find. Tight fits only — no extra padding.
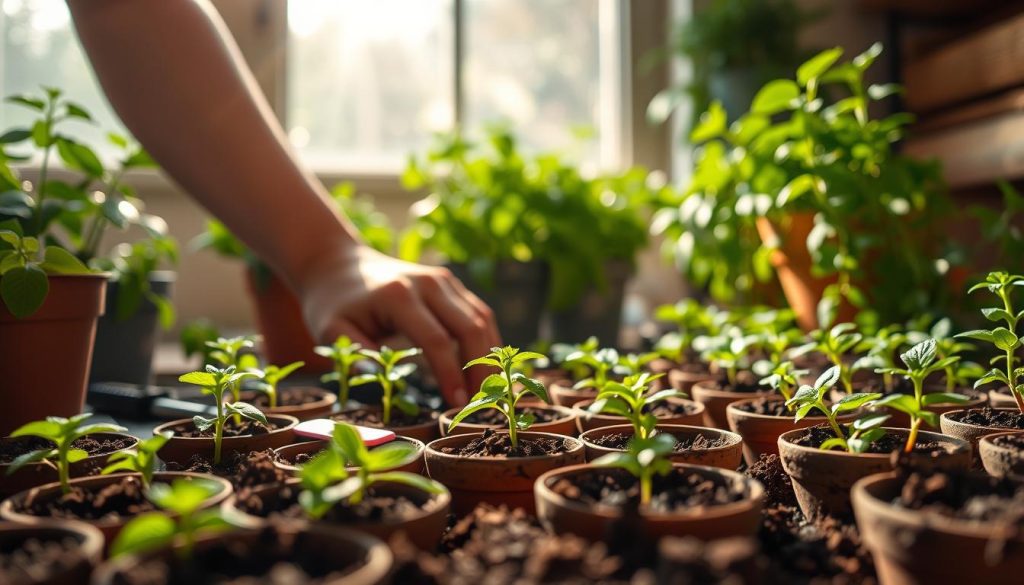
[459,406,565,425]
[791,426,949,455]
[0,435,135,465]
[332,408,437,429]
[747,454,797,508]
[0,536,86,585]
[279,438,420,467]
[697,370,764,393]
[947,407,1024,429]
[550,467,747,513]
[647,399,701,417]
[895,469,1024,526]
[17,475,155,521]
[991,433,1024,451]
[245,388,325,408]
[237,483,425,524]
[171,418,277,439]
[165,449,287,489]
[438,429,573,458]
[732,397,793,416]
[106,525,364,584]
[588,431,731,452]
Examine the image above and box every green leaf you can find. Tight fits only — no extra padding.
[447,396,502,431]
[900,338,936,370]
[690,101,727,143]
[332,423,370,465]
[797,47,843,86]
[819,437,848,452]
[992,328,1020,351]
[956,330,994,343]
[179,371,216,387]
[511,351,547,364]
[921,392,970,406]
[372,472,446,495]
[831,392,881,414]
[10,420,62,439]
[464,356,501,369]
[591,452,641,476]
[751,79,800,115]
[75,423,128,436]
[1,264,49,318]
[872,393,919,415]
[853,413,889,431]
[512,373,549,403]
[363,442,417,472]
[0,129,31,144]
[55,137,104,178]
[192,415,215,432]
[226,402,268,425]
[794,402,817,421]
[348,374,378,387]
[814,366,841,391]
[148,478,222,516]
[40,246,90,275]
[5,448,56,474]
[110,512,175,558]
[6,95,45,111]
[64,102,93,121]
[66,448,89,463]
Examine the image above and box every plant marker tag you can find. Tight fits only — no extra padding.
[294,419,396,446]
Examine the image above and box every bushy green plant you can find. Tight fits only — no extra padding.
[101,432,172,488]
[178,365,263,465]
[588,373,681,439]
[956,271,1024,411]
[786,366,884,453]
[315,335,365,405]
[592,433,676,506]
[348,346,422,426]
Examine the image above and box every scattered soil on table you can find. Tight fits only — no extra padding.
[698,371,765,393]
[991,433,1024,451]
[747,454,797,508]
[732,397,793,416]
[790,426,949,456]
[460,406,565,426]
[107,525,363,585]
[895,469,1024,525]
[550,467,747,513]
[237,483,426,524]
[245,388,325,408]
[165,449,287,489]
[439,429,573,458]
[171,418,277,439]
[947,407,1024,429]
[0,536,86,585]
[17,475,154,521]
[588,431,731,452]
[0,435,135,465]
[332,408,437,429]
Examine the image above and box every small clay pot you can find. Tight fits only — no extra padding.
[153,414,299,466]
[690,381,772,430]
[852,472,1024,585]
[332,407,440,444]
[228,478,449,551]
[0,472,232,549]
[979,430,1024,479]
[0,433,139,499]
[572,398,704,434]
[777,428,970,520]
[726,398,858,466]
[988,387,1019,409]
[238,387,337,421]
[939,408,1024,458]
[272,436,426,475]
[91,522,392,585]
[549,383,597,408]
[666,368,716,394]
[0,520,104,585]
[438,405,578,437]
[534,463,763,542]
[578,424,742,470]
[423,431,585,515]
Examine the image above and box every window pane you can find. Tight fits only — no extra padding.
[463,0,601,164]
[286,0,454,171]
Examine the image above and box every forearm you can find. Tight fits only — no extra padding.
[66,0,359,293]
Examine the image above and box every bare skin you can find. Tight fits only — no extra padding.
[66,0,499,404]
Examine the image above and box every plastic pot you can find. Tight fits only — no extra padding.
[690,381,773,430]
[573,398,704,434]
[0,432,139,499]
[979,430,1024,479]
[726,398,858,466]
[238,387,337,421]
[549,259,632,346]
[578,424,742,469]
[272,436,426,475]
[153,414,298,465]
[438,405,578,437]
[0,520,104,585]
[447,260,547,348]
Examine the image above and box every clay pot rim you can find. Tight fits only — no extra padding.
[153,414,299,442]
[979,429,1024,452]
[725,397,854,422]
[333,406,439,433]
[0,471,233,528]
[536,462,764,521]
[0,518,104,564]
[777,427,970,460]
[272,435,426,473]
[0,432,140,471]
[940,407,1024,431]
[571,397,705,422]
[578,424,742,454]
[239,386,337,407]
[425,431,584,462]
[438,404,577,430]
[691,380,772,398]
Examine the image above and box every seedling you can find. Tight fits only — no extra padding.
[101,432,172,488]
[7,414,127,494]
[758,361,808,406]
[874,338,968,453]
[786,366,883,453]
[617,352,660,376]
[792,323,864,395]
[956,271,1024,411]
[0,228,91,317]
[315,335,365,405]
[449,346,550,449]
[204,336,260,417]
[588,373,680,439]
[348,346,422,426]
[250,361,305,409]
[907,318,976,393]
[592,433,676,506]
[700,331,758,387]
[110,478,233,558]
[550,337,599,381]
[299,423,444,519]
[654,299,712,360]
[179,365,263,465]
[564,344,621,390]
[852,325,906,392]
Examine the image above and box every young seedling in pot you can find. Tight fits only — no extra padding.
[757,361,809,408]
[348,346,422,426]
[956,271,1024,411]
[907,318,976,394]
[588,373,681,440]
[299,423,444,519]
[591,433,676,506]
[853,325,906,393]
[110,478,234,558]
[564,344,621,390]
[250,361,305,410]
[448,346,550,449]
[792,323,863,395]
[101,432,172,488]
[179,365,264,465]
[786,366,885,453]
[654,299,712,362]
[873,338,969,453]
[6,414,128,494]
[315,335,365,405]
[701,332,758,387]
[616,352,660,377]
[204,335,260,409]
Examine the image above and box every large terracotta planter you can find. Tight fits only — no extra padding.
[423,431,585,515]
[238,387,337,421]
[153,414,299,465]
[0,432,139,499]
[726,398,858,465]
[245,268,331,373]
[979,430,1024,479]
[438,405,578,437]
[534,463,763,541]
[0,274,107,435]
[572,398,704,434]
[0,520,104,585]
[777,428,970,520]
[690,381,772,430]
[578,424,742,469]
[272,436,426,475]
[853,472,1024,585]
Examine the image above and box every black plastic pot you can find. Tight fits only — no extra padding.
[549,260,631,345]
[447,260,547,347]
[89,271,175,385]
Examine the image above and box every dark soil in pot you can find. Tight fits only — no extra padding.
[0,522,103,585]
[731,398,791,416]
[579,425,743,469]
[790,426,948,455]
[437,429,568,458]
[0,435,136,464]
[439,405,577,437]
[0,433,139,498]
[154,415,298,466]
[980,431,1024,478]
[948,407,1024,429]
[587,432,732,452]
[550,467,747,511]
[449,406,561,425]
[574,397,704,433]
[726,397,858,466]
[331,408,440,443]
[165,449,289,489]
[171,418,278,438]
[13,474,155,521]
[691,372,772,429]
[238,387,337,420]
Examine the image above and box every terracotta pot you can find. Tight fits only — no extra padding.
[238,387,337,421]
[0,520,104,585]
[830,387,990,429]
[91,522,392,585]
[245,268,331,373]
[0,472,232,550]
[939,408,1024,458]
[988,386,1020,409]
[777,428,970,520]
[667,368,716,394]
[572,398,704,434]
[534,463,763,541]
[549,383,598,408]
[332,408,440,444]
[272,436,426,475]
[438,405,578,437]
[0,274,107,435]
[0,433,139,499]
[153,414,298,466]
[726,398,858,466]
[852,472,1024,585]
[423,431,585,515]
[689,381,772,430]
[578,424,743,469]
[979,430,1024,479]
[228,478,449,551]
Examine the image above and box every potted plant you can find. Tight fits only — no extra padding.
[690,329,771,429]
[652,301,731,392]
[315,334,365,407]
[791,322,864,394]
[244,359,336,421]
[424,346,585,514]
[272,434,426,477]
[573,372,704,433]
[546,339,619,407]
[0,520,104,585]
[534,434,764,541]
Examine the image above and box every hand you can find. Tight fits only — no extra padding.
[297,245,501,405]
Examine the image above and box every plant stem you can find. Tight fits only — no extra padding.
[905,417,920,454]
[214,398,224,465]
[825,412,848,449]
[338,364,349,405]
[58,441,70,494]
[33,103,56,236]
[505,366,517,448]
[268,385,277,409]
[640,472,652,507]
[382,378,392,426]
